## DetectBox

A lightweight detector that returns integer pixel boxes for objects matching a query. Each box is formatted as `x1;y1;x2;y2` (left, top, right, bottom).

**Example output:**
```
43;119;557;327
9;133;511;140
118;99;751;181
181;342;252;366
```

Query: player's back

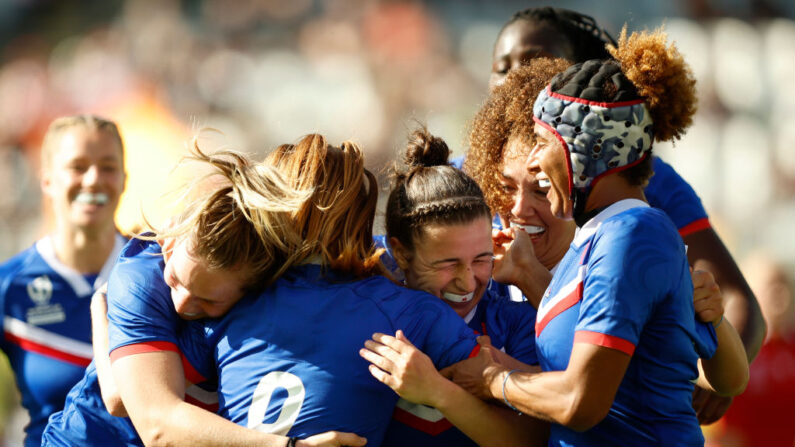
206;264;477;446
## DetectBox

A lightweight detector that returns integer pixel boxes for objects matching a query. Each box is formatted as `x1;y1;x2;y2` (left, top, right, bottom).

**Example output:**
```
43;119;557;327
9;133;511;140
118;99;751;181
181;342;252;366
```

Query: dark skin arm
684;228;765;424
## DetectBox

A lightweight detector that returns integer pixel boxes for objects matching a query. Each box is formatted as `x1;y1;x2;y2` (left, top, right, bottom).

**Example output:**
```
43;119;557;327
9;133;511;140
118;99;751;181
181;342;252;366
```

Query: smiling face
528;123;573;221
499;135;575;270
489;19;573;92
161;237;251;320
41;126;125;234
395;216;494;318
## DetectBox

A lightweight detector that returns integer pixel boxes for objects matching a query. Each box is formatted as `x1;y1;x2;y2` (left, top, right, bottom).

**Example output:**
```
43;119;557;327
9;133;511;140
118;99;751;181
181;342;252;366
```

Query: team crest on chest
26;275;66;325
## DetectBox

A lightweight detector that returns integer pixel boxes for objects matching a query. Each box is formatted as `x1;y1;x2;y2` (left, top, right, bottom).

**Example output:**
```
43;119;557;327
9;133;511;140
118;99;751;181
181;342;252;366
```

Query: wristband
714;315;724;329
287;437;299;447
502;369;522;415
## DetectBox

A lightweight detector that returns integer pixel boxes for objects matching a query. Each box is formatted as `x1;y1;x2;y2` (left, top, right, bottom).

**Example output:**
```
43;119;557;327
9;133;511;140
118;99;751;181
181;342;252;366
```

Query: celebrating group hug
1;7;763;447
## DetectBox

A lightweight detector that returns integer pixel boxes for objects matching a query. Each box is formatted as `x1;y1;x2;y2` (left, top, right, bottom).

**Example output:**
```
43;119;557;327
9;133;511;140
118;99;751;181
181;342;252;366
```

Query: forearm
432;379;546;447
90;292;126;416
722;285;765;361
696;319;749;397
114;352;290;447
135;399;291;447
511;266;551;308
687;229;766;360
486;368;592;430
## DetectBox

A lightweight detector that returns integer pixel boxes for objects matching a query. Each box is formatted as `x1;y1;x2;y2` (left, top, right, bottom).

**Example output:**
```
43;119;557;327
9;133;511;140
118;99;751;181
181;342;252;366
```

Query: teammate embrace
1;6;761;447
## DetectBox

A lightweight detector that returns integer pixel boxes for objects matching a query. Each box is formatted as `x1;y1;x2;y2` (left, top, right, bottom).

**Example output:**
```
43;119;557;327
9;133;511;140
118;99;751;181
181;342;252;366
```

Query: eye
492;60;510;75
100;163;120;173
500;183;517;194
67;162;88;173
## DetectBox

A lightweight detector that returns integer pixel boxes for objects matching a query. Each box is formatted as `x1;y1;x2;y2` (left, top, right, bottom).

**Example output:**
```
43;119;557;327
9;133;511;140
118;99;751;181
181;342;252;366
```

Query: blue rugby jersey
200;265;479;446
0;234;125;446
43;238;217;446
382;287;537;446
536;199;716;446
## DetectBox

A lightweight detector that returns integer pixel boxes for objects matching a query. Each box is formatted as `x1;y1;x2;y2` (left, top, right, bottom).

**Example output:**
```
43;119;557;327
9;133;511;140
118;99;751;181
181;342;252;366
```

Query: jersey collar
35;233;126;297
572;199;649;248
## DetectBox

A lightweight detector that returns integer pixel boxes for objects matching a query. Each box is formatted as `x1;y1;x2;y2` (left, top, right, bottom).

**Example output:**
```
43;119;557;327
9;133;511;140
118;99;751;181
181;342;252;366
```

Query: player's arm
685;228;765;361
90;284;126;416
361;331;548;446
442;341;630;431
111;349;366;447
691;270;749;396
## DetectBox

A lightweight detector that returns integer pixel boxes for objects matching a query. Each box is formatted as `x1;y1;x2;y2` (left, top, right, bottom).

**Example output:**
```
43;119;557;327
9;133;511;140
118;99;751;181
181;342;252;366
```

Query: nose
171;289;199;315
455;265;477;293
82;165;100;187
510;187;538;220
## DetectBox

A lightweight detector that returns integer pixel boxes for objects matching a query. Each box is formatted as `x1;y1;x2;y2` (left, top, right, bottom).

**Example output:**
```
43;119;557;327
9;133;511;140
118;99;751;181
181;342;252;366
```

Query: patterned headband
532;86;654;196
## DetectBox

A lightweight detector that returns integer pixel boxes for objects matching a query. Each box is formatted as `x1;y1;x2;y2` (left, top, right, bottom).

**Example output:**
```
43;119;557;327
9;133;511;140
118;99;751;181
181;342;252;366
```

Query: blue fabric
41;362;142;447
536;202;716;446
0;243;94;446
382;288;538;446
204;265;478;446
645;156;709;231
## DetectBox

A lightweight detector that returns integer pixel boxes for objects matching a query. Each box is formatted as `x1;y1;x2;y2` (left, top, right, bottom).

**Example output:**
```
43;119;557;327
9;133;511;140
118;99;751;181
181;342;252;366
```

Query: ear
40;169;53;198
159;237;177;263
388;237;411;271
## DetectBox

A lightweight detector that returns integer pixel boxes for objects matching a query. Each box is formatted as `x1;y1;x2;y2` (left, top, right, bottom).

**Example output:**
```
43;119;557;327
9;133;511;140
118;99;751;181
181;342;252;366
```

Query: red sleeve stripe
574;330;635;356
678;218;711;237
109;341;178;363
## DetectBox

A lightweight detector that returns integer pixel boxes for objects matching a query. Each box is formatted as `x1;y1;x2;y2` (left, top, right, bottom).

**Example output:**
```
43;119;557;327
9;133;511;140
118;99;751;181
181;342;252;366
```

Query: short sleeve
106;242;179;359
575;216;686;356
645;156;710;236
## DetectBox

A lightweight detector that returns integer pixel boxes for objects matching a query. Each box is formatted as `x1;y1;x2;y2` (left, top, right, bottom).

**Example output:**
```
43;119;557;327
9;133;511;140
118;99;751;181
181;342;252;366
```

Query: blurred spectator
711;253;795;447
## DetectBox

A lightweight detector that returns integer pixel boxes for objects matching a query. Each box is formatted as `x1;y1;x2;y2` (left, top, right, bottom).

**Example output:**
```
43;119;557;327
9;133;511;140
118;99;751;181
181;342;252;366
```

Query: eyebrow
430;251;494;266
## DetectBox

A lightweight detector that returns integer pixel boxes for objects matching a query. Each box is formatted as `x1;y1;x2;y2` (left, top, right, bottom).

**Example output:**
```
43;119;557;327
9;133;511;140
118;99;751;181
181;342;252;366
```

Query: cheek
410;268;449;295
474;264;492;285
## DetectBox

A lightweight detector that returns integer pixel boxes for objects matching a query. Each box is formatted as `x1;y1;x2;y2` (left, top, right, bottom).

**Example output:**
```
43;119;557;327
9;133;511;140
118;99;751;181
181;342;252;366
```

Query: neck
52;223;118;274
583;173;646;215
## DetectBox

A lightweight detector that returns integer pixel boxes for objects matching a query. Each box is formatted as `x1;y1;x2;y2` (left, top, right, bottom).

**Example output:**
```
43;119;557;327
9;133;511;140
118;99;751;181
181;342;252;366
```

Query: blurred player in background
0;115;127;446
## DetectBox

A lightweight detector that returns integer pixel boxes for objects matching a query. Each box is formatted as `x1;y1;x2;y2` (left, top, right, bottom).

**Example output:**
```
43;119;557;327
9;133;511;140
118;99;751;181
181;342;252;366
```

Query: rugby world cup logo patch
27;275;53;306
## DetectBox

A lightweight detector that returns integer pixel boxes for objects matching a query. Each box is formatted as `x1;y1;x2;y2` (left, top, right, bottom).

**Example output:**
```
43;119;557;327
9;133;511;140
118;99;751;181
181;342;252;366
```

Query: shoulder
645;155;709;230
0;244;39;277
111;239;164;284
0;243;47;299
599;206;678;241
591;207;685;269
353;275;453;317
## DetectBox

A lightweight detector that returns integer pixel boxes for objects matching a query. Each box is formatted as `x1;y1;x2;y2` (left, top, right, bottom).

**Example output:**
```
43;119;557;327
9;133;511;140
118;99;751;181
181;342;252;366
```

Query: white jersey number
246;371;305;435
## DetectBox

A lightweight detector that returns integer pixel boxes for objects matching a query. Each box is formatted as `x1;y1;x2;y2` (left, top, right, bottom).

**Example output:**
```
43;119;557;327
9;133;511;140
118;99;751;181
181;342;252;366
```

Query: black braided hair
504;7;617;63
386;126;491;252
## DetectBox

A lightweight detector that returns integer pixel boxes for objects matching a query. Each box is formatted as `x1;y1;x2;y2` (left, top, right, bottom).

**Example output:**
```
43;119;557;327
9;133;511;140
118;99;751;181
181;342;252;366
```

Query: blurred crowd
1;0;794;446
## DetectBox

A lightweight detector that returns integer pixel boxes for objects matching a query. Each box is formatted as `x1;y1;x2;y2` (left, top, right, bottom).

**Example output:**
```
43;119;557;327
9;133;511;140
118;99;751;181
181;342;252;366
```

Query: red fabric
720;333;795;447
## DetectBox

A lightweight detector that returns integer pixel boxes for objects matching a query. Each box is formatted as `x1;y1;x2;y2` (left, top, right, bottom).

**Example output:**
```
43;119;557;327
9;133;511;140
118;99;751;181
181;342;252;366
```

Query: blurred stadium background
1;0;794;446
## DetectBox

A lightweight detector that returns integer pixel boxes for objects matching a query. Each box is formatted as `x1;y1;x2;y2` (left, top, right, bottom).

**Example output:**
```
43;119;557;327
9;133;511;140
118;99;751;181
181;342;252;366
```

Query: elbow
139;424;172;447
715;368;749;397
558;394;610;432
102;392;128;417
